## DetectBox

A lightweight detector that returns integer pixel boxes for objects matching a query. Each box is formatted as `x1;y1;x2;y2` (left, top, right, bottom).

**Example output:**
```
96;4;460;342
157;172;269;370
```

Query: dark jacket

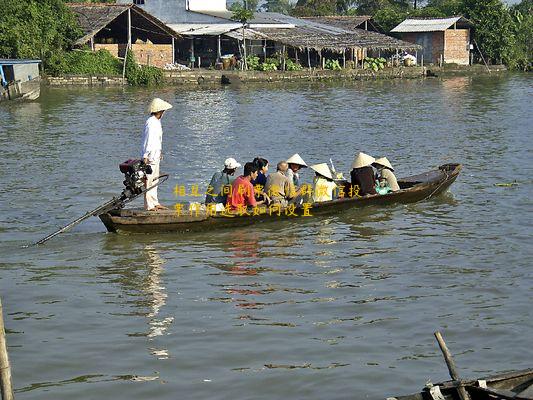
350;166;377;196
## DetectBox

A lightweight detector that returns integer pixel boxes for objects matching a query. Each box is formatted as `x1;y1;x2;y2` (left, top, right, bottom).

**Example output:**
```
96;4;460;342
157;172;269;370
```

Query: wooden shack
0;59;41;101
391;17;473;65
67;3;179;68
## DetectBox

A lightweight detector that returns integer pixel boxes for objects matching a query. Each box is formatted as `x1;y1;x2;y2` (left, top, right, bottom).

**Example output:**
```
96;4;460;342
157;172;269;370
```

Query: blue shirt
252;172;267;188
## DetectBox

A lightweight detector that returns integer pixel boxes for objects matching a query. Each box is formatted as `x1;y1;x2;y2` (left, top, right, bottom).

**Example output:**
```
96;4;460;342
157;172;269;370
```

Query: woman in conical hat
285;153;307;187
310;163;337;203
350;152;377;196
141;98;173;211
373;157;400;192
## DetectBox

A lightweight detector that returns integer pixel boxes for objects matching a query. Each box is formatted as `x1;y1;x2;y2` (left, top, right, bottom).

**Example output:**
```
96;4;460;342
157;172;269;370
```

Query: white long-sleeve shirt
141;115;163;163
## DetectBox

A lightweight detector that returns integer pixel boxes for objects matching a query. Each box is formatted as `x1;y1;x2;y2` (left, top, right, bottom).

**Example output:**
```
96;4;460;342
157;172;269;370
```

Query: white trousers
144;161;160;210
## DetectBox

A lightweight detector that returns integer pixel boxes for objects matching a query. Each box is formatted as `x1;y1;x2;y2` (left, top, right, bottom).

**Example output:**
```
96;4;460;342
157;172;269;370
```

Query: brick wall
94;43;173;68
94;44;121;58
444;29;470;65
131;44;173;68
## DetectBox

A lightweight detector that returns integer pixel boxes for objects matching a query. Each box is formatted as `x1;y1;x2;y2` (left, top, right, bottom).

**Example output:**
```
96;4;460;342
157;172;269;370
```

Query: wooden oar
434;331;471;400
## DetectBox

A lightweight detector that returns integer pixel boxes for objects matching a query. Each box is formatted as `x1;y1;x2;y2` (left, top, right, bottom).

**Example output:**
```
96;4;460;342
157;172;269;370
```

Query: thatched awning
67;3;179;45
230;26;421;52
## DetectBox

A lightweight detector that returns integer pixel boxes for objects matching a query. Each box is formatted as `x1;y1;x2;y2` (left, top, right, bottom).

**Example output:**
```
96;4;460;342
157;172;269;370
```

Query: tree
292;0;337;16
0;0;81;71
509;0;532;70
229;0;259;11
231;5;254;70
462;0;516;65
426;0;463;15
262;0;295;14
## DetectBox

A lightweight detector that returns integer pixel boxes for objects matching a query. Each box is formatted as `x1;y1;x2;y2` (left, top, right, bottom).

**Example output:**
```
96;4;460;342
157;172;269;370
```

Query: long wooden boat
99;163;462;234
390;368;533;400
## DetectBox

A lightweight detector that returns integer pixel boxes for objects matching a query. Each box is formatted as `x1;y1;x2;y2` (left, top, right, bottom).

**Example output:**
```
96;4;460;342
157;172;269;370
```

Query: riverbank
43;64;509;87
44;66;425;87
427;64;507;76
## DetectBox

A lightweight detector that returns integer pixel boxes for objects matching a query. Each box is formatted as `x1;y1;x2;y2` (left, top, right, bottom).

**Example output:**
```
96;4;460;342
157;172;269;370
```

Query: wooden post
307;47;311;70
217;35;221;61
0;299;14;400
90;37;94;51
434;332;471;400
242;24;247;70
343;49;346;68
172;37;175;64
319;49;323;69
190;38;195;68
282;45;286;71
127;8;132;49
122;45;128;84
295;48;299;64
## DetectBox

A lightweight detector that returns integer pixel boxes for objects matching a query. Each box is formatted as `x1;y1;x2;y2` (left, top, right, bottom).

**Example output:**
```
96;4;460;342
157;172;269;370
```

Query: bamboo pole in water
434;331;471;400
0;298;14;400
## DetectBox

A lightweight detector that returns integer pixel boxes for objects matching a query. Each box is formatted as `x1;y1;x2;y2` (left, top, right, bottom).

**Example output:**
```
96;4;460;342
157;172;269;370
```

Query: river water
0;74;531;399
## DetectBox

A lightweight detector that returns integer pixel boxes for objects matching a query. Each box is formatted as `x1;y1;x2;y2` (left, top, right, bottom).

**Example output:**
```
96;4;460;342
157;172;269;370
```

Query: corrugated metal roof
0;59;41;65
168;23;241;36
391;17;468;32
302;16;374;30
227;26;421;52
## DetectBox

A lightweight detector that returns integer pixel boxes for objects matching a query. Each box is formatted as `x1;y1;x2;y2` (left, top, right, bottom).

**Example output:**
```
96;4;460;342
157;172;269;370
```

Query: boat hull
391;368;533;400
99;163;461;234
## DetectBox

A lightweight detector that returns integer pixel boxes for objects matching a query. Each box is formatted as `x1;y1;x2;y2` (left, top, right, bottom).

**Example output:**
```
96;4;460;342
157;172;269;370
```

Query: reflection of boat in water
391;368;533;400
0;59;41;101
99;163;462;234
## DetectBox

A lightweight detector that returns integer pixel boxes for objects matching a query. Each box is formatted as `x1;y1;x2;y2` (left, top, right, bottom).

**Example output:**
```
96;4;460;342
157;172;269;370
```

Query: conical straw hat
310;163;333;180
147;98;173;114
286;153;307;168
351;152;375;169
373;157;394;171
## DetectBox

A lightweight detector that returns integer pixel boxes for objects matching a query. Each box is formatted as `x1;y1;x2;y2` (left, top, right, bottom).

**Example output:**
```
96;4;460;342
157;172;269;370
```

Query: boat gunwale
100;163;462;232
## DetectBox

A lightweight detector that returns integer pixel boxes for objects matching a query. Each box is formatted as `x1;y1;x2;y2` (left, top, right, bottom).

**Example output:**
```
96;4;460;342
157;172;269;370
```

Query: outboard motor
34;159;167;245
119;159;153;199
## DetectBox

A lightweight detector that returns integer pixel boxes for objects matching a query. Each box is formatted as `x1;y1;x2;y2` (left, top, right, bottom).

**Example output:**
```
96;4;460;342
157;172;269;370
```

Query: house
0;59;41;101
68;3;180;68
391;17;473;65
116;0;420;68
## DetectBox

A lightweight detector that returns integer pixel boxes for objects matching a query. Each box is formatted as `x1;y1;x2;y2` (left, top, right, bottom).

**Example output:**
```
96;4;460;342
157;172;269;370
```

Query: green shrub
285;59;303;71
324;59;342;70
260;62;278;71
363;57;386;72
125;51;163;86
47;49;122;76
246;55;261;70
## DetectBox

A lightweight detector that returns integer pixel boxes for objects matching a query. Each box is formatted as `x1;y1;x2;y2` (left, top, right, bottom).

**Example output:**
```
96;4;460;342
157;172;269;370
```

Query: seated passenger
350;152;378;196
205;158;241;207
373;157;400;192
285;153;308;187
252;157;269;188
227;162;269;211
310;163;338;203
264;161;297;207
375;176;392;195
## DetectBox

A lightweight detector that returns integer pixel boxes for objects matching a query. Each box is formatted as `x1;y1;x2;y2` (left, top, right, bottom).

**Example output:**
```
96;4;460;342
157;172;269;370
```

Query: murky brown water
0;74;532;399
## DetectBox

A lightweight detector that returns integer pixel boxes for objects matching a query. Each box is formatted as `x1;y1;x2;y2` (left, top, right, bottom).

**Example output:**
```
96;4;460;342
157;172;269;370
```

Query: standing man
141;98;173;211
